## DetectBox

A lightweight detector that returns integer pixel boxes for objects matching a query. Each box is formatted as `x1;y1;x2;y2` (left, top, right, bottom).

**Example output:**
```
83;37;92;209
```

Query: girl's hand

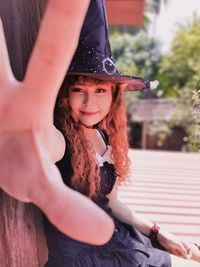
188;243;200;263
0;0;114;245
158;229;192;259
0;0;90;202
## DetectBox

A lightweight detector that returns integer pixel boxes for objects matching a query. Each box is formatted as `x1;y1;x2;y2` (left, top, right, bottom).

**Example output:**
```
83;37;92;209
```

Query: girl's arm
108;185;157;236
107;184;193;259
107;184;155;236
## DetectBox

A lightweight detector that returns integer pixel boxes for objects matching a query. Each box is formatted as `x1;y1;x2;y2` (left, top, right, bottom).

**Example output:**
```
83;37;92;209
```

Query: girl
44;0;200;266
44;74;200;267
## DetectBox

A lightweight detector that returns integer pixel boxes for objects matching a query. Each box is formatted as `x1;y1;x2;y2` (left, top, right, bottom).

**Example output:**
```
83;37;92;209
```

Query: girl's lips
80;111;99;116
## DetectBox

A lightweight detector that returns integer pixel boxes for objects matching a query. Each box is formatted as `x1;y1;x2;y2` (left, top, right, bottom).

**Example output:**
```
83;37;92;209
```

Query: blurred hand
188;243;200;263
0;0;114;245
158;229;192;259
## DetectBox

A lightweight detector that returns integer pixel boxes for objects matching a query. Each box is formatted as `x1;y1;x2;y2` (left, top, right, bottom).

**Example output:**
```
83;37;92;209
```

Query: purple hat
68;0;158;91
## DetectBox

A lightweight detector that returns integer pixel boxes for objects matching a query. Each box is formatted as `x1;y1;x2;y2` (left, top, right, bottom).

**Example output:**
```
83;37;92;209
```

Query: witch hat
68;0;158;91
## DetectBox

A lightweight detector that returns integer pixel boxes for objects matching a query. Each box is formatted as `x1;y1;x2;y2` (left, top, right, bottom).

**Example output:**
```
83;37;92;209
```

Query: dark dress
43;130;171;267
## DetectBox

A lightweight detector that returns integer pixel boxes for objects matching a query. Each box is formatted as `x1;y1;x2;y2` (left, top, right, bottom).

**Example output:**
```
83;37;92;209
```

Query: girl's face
68;80;113;127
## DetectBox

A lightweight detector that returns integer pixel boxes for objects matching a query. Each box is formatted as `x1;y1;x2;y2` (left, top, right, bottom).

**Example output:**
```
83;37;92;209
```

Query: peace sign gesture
0;0;113;245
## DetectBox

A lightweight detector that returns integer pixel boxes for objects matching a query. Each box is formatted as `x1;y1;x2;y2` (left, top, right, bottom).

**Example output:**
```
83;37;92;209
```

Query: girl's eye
71;87;83;93
96;88;106;93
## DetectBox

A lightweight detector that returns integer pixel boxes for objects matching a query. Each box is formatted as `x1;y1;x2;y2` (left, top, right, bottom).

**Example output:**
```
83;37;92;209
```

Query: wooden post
142;121;147;149
0;1;48;266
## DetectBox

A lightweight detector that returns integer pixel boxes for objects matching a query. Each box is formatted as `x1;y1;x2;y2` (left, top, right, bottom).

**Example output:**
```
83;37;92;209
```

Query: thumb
178;242;190;259
182;242;193;259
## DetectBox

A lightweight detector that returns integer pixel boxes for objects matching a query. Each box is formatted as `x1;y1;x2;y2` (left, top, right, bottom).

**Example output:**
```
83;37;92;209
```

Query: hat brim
67;72;150;91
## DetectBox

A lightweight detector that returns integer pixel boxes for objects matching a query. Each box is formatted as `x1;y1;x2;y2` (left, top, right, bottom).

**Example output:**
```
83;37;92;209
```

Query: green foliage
110;31;161;103
110;30;161;78
110;14;200;151
109;26;139;36
189;88;200;152
147;15;200;151
159;14;200;97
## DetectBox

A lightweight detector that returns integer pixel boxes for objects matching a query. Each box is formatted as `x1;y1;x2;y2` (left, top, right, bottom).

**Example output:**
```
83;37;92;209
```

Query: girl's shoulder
47;125;66;163
55;136;73;187
53;121;72;186
54;126;66;160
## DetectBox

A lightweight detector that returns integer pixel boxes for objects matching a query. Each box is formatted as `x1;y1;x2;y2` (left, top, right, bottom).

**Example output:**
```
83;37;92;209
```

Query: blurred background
106;0;200;152
106;0;200;246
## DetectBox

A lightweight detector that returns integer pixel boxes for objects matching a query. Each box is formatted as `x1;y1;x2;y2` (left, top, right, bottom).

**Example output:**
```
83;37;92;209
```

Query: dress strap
96;128;109;146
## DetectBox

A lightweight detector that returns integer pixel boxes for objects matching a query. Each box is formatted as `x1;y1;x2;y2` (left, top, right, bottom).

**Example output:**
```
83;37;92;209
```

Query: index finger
24;0;90;108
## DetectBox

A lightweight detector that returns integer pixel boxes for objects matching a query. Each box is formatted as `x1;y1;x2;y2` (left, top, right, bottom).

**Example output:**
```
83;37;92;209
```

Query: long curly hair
54;75;131;198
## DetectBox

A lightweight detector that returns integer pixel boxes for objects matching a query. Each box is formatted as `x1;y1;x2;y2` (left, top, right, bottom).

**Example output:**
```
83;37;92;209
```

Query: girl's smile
80;111;100;116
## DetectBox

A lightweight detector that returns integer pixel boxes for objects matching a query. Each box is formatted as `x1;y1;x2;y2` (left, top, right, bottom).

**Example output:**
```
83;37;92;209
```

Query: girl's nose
83;92;94;105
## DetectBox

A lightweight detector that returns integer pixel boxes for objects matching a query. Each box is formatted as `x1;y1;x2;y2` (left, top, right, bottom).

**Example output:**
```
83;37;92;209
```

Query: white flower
150;80;159;90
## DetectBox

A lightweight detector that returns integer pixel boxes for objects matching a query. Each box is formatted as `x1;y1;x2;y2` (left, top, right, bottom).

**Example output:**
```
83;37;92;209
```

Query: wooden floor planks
118;149;200;244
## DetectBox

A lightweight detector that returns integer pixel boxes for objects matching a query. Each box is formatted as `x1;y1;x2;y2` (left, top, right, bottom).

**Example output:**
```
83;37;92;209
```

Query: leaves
110;13;200;151
110;30;161;78
159;14;200;96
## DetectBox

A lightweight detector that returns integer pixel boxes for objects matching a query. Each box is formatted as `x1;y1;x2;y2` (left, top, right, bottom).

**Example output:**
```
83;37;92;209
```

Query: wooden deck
118;149;200;244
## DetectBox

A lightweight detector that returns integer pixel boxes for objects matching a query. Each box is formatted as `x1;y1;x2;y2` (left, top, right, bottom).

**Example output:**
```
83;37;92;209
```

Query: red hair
55;76;131;198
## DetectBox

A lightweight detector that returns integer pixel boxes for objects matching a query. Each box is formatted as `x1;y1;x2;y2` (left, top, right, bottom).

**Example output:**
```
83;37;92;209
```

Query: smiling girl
43;0;200;266
43;74;200;267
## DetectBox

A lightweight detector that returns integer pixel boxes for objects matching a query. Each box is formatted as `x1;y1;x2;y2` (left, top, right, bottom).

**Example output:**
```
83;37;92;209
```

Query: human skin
0;0;114;245
68;81;113;127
